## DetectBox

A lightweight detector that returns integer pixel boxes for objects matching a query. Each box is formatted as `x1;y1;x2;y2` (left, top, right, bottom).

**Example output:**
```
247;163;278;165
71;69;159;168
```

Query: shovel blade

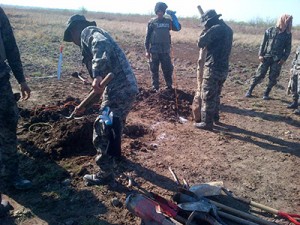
178;199;213;213
189;182;223;198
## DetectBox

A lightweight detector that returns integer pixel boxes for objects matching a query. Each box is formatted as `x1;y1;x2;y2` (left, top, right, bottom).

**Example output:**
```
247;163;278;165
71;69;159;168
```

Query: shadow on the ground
214;123;300;157
222;104;300;128
110;158;180;196
0;142;116;225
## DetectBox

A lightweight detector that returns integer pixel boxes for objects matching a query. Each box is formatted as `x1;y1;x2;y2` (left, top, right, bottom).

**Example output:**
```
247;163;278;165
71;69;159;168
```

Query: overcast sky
1;0;299;25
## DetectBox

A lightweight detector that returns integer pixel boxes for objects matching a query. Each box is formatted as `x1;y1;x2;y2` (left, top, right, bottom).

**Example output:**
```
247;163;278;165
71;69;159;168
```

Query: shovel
188;183;282;225
191;182;300;225
168;169;275;225
191;5;207;123
66;73;114;119
220;188;300;225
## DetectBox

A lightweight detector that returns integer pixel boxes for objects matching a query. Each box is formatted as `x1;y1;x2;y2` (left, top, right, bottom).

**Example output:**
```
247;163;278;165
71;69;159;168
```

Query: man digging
63;15;138;185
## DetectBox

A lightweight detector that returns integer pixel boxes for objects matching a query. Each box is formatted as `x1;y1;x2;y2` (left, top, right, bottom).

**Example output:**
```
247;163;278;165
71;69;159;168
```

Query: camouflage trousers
201;67;227;120
250;57;282;89
150;53;173;89
93;89;136;163
0;81;19;182
288;72;299;101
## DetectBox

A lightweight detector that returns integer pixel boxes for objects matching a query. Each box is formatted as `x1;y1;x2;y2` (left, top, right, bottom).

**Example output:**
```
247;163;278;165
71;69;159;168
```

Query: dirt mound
18;97;99;160
134;87;194;122
17;89;193;160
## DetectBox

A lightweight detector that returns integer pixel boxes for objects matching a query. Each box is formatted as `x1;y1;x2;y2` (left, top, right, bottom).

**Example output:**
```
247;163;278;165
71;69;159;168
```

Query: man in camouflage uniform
287;45;300;114
0;7;32;217
245;14;292;100
194;10;233;130
145;2;181;91
63;15;138;186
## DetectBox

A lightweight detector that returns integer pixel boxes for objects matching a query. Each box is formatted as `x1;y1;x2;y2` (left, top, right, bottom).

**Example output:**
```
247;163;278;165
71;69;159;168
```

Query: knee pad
93;107;123;158
93;107;114;155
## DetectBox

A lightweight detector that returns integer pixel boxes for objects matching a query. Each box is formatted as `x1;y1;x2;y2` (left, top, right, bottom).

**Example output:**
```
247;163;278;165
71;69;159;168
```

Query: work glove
166;10;181;31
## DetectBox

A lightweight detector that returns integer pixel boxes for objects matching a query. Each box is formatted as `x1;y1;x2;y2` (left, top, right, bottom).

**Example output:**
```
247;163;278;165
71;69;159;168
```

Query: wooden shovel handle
77;72;114;110
197;5;204;15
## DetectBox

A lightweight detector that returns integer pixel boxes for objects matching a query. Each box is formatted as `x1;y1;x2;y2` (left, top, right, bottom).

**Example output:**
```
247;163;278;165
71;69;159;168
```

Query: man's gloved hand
166;10;176;16
166;10;181;31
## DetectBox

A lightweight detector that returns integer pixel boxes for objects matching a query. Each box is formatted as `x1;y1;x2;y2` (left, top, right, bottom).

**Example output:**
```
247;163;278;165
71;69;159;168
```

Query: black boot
0;195;13;218
263;87;271;100
245;85;255;97
213;113;220;124
84;155;114;186
287;100;298;109
294;109;300;115
194;111;213;130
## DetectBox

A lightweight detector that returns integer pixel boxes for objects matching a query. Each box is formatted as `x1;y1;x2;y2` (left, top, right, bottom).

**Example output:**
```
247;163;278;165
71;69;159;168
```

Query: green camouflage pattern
197;19;233;123
145;16;180;89
150;53;173;89
198;20;233;71
0;7;26;186
201;68;227;120
0;7;25;84
259;27;292;62
289;46;300;101
80;26;138;158
145;16;180;54
0;80;19;180
251;57;283;90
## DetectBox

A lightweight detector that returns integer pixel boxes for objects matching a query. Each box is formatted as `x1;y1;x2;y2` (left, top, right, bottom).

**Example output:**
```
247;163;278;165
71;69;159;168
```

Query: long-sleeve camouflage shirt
198;20;233;71
0;7;25;84
145;16;181;54
291;45;300;72
80;26;138;96
259;26;292;62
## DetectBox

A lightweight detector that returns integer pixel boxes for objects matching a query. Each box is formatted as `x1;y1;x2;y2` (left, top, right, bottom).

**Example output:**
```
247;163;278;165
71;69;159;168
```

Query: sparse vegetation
1;5;299;225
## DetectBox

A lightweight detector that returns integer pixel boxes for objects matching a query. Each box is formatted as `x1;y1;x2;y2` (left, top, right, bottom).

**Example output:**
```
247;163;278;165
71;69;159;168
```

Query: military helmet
200;9;222;25
154;2;168;14
63;14;96;42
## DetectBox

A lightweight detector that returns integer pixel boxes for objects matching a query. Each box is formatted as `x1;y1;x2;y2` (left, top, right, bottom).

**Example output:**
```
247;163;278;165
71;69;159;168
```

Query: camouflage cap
63;14;96;42
200;9;222;25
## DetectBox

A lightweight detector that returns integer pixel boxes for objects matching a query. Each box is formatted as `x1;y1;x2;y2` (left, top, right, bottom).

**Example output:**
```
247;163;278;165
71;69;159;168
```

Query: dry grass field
1;6;300;225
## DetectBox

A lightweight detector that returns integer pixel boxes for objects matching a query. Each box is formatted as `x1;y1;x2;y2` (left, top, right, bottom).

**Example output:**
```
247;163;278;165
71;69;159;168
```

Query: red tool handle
278;211;300;225
59;45;64;53
222;188;300;225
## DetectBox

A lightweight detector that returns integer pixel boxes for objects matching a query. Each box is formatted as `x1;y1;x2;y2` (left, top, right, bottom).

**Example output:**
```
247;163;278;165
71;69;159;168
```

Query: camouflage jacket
291;45;300;72
0;7;25;84
259;26;292;62
198;20;233;71
80;26;138;95
145;16;181;54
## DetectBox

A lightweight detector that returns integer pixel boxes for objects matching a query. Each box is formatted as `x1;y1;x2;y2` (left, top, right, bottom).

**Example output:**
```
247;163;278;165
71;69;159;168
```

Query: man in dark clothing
63;15;138;186
0;6;32;217
194;9;233;130
287;45;300;114
145;2;181;91
245;14;292;100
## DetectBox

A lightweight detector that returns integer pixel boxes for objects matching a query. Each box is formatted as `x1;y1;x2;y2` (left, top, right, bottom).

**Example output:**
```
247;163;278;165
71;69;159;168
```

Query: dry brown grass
2;6;300;77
